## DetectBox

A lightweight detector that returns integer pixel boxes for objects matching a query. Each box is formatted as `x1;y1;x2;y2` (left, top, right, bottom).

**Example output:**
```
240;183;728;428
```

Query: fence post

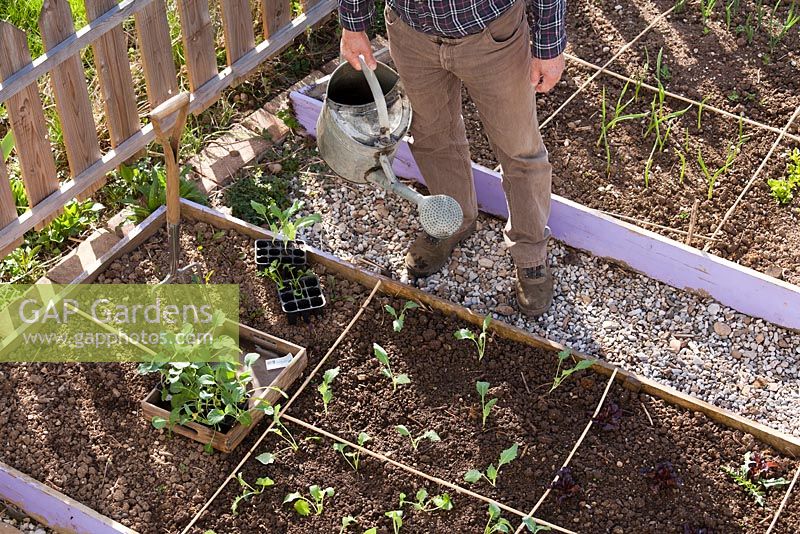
84;0;141;151
0;157;24;258
0;22;60;230
177;0;218;104
220;0;256;66
40;0;104;200
134;0;180;109
262;0;292;39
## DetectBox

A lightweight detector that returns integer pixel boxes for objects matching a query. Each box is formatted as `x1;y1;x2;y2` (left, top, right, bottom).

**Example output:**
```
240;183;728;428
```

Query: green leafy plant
722;451;789;506
284;485;335;516
476;381;498;430
484;503;512;534
125;163;206;223
700;0;718;32
36;199;104;252
522;517;551;533
768;0;799;52
260;402;301;453
597;81;648;174
250;199;321;242
454;315;491;361
737;13;756;42
373;343;410;392
384;300;420;332
318;367;340;415
385;510;403;534
333;432;371;471
697;118;747;200
340;516;357;533
1;130;13;162
767;148;800;204
395;425;441;451
464;444;519;487
398;488;453;512
231;472;274;514
697;96;710;129
550;349;596;393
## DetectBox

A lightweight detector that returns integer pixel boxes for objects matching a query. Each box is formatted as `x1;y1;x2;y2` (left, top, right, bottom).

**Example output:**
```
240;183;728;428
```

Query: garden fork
149;92;200;285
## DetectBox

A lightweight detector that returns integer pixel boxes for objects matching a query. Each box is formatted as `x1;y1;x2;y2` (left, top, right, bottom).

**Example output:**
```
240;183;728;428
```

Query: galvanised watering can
317;56;463;239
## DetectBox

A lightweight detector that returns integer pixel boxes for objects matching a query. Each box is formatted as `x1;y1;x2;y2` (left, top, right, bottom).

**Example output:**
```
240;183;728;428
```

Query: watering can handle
358;55;391;140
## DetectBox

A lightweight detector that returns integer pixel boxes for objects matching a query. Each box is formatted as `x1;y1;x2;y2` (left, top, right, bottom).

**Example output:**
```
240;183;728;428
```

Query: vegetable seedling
231;472;274;514
398;488;453;512
464;444;519;487
333;432;371;471
284;485;335;516
317;367;340;415
522;517;551;532
395;425;441;451
257;403;300;453
340;516;357;533
641;461;683;493
385;510;403;534
592;401;623;431
484;503;512;534
384;300;420;332
722;451;789;506
476;381;498;430
374;343;411;392
454;315;491;361
550;467;582;503
250;199;321;242
550;349;596;393
767;147;800;204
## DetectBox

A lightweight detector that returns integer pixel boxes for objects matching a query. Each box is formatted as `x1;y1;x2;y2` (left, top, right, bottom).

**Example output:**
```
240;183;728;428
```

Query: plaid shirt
338;0;567;59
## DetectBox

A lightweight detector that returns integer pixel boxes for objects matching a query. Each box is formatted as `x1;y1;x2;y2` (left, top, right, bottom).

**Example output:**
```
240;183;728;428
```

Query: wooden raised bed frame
140;321;307;453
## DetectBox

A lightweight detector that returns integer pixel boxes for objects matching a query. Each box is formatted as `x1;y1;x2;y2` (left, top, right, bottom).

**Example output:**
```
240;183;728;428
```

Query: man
337;0;566;316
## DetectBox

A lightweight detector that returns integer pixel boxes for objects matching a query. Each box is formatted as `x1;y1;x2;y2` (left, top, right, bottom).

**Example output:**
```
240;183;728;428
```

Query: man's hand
341;29;377;70
530;54;565;93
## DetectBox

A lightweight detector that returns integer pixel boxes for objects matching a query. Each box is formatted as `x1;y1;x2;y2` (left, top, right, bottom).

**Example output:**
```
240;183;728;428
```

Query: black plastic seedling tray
277;274;326;324
254;238;307;269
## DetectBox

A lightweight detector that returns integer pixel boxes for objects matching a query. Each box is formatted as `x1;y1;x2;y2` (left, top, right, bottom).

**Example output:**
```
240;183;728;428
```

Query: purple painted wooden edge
291;88;800;331
0;461;135;533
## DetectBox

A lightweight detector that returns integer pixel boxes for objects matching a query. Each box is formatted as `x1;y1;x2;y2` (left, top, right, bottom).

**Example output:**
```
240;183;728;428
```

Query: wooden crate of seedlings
140;321;307;453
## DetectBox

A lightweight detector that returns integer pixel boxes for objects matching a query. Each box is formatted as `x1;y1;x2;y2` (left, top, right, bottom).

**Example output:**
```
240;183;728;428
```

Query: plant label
265;353;293;370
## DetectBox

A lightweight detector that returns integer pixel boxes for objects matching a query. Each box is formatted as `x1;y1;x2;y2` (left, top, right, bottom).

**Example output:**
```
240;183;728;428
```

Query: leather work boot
515;262;554;317
405;221;477;277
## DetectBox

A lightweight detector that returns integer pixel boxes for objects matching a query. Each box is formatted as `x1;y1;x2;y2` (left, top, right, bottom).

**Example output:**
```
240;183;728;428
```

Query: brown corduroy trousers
385;0;552;266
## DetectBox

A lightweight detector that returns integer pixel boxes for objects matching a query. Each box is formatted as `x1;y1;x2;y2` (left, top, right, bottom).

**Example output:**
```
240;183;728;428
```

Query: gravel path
270;155;800;438
0;505;49;534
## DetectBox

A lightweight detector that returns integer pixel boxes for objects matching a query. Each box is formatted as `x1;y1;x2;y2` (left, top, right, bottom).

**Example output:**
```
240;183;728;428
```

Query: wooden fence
0;0;337;259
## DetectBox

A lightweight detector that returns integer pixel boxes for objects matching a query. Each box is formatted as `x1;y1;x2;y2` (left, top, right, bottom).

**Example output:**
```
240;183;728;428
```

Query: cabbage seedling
550;349;596;393
395;425;440;451
484;503;512;534
398;488;453;512
333;432;371;471
374;343;410;392
340;515;356;533
385;510;403;534
454;315;491;360
465;444;518;487
384;300;420;332
257;403;299;452
476;381;498;430
231;472;274;514
522;516;551;532
284;485;335;516
318;367;340;415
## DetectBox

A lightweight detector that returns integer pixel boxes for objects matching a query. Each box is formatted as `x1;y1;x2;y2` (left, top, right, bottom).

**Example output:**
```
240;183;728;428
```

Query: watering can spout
316;58;464;239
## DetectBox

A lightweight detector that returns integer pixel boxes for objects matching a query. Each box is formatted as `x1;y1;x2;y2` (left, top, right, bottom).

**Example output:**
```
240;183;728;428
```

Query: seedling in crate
398;488;453;512
284;485;335;516
384;300;420;332
333;432;371;471
550;467;582;503
454;315;491;361
484;503;512;534
258;260;286;291
317;367;340;415
395;425;441;451
385;510;404;534
250;199;321;242
231;472;274;514
464;444;518;487
641;460;683;493
476;381;498;430
374;343;411;392
592;401;623;431
550;349;596;393
721;451;789;506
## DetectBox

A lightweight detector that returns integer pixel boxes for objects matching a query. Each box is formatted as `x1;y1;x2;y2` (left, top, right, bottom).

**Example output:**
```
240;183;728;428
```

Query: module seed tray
140;321;307;453
277;273;326;323
254;238;307;269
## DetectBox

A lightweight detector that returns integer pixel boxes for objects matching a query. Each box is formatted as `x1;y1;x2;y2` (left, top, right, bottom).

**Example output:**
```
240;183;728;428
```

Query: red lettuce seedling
549;467;581;503
641;461;683;493
722;451;789;506
592;401;623;431
746;451;783;481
